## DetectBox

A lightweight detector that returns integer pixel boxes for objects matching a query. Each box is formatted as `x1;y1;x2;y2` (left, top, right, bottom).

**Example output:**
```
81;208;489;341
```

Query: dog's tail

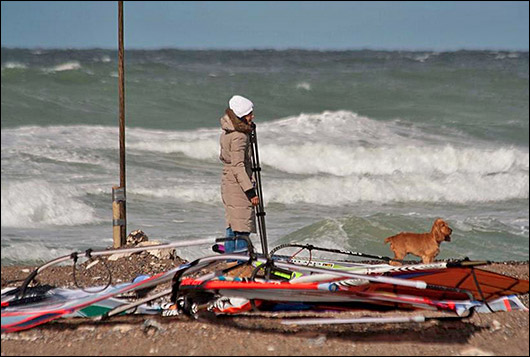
384;234;399;244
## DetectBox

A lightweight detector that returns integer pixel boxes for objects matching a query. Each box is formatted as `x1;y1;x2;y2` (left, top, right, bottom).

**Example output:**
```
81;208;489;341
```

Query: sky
1;1;529;51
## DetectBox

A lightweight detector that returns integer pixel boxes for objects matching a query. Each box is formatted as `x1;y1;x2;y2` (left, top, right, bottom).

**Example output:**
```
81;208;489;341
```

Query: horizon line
2;46;529;53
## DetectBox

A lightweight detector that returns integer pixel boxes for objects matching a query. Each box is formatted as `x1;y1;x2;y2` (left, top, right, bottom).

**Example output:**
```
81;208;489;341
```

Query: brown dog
384;218;452;265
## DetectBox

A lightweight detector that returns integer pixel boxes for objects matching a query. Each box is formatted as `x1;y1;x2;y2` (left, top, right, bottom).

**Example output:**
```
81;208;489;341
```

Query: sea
1;48;528;265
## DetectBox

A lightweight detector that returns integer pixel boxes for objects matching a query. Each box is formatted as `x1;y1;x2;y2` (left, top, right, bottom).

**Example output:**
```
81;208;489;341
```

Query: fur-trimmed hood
220;108;253;134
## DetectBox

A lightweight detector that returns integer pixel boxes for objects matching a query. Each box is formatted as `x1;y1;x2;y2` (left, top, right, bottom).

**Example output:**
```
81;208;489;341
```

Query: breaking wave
1;180;100;228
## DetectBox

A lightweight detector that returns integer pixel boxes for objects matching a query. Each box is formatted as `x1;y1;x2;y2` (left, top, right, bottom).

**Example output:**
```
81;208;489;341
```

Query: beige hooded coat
219;109;256;233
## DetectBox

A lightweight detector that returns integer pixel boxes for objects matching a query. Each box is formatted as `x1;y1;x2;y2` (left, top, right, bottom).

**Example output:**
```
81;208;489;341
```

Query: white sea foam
1;126;118;171
2;62;27;70
412;54;430;62
405;52;440;63
130;111;411;152
1;243;74;265
124;126;220;161
130;137;219;161
296;82;312;90
126;111;528;178
263;172;529;205
257;112;528;178
257;111;459;147
94;55;111;63
493;52;520;60
260;144;528;176
2;112;528;214
1;180;100;228
1;125;118;149
122;111;464;163
45;61;82;73
122;169;528;206
3;113;528;179
455;216;530;237
130;185;220;204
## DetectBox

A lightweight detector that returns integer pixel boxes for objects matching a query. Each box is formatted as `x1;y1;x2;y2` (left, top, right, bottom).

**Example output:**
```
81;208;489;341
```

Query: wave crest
1;180;99;228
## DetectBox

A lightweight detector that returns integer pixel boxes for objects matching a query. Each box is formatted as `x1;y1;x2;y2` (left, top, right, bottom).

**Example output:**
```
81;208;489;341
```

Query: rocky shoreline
1;250;528;356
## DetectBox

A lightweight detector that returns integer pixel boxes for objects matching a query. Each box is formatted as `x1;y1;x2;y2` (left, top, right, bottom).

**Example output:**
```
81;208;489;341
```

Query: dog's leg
390;251;406;266
422;255;434;264
421;248;439;264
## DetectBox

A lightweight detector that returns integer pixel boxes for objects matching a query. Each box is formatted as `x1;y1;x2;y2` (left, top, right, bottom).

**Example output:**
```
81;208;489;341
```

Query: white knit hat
229;95;254;118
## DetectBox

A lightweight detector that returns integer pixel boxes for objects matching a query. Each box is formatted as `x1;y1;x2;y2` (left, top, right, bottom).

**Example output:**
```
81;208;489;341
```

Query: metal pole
250;127;268;255
117;0;126;245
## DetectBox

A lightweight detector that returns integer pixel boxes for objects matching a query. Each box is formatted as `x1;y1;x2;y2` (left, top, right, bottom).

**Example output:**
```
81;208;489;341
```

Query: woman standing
219;95;259;253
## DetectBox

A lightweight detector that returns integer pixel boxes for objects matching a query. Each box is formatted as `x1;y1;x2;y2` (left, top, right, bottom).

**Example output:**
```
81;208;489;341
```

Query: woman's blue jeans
224;227;249;253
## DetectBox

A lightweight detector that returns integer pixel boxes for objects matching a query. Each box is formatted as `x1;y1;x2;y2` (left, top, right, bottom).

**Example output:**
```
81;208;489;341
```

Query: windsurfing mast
270;243;397;263
250;125;268;256
270;243;492;267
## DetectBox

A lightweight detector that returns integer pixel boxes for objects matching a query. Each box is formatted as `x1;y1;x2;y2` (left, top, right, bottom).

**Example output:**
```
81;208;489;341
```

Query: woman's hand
251;196;259;206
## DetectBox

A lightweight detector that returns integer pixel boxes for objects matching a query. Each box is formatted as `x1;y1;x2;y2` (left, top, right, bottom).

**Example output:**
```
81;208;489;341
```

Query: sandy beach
1;252;528;356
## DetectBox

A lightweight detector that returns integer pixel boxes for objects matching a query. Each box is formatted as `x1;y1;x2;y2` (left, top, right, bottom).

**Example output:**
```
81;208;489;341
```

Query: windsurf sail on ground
1;285;160;318
1;263;190;334
172;252;528;317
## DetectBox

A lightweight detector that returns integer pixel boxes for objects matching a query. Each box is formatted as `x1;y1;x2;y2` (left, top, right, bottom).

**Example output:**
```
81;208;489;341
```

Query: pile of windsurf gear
172;242;528;319
2;237;528;333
